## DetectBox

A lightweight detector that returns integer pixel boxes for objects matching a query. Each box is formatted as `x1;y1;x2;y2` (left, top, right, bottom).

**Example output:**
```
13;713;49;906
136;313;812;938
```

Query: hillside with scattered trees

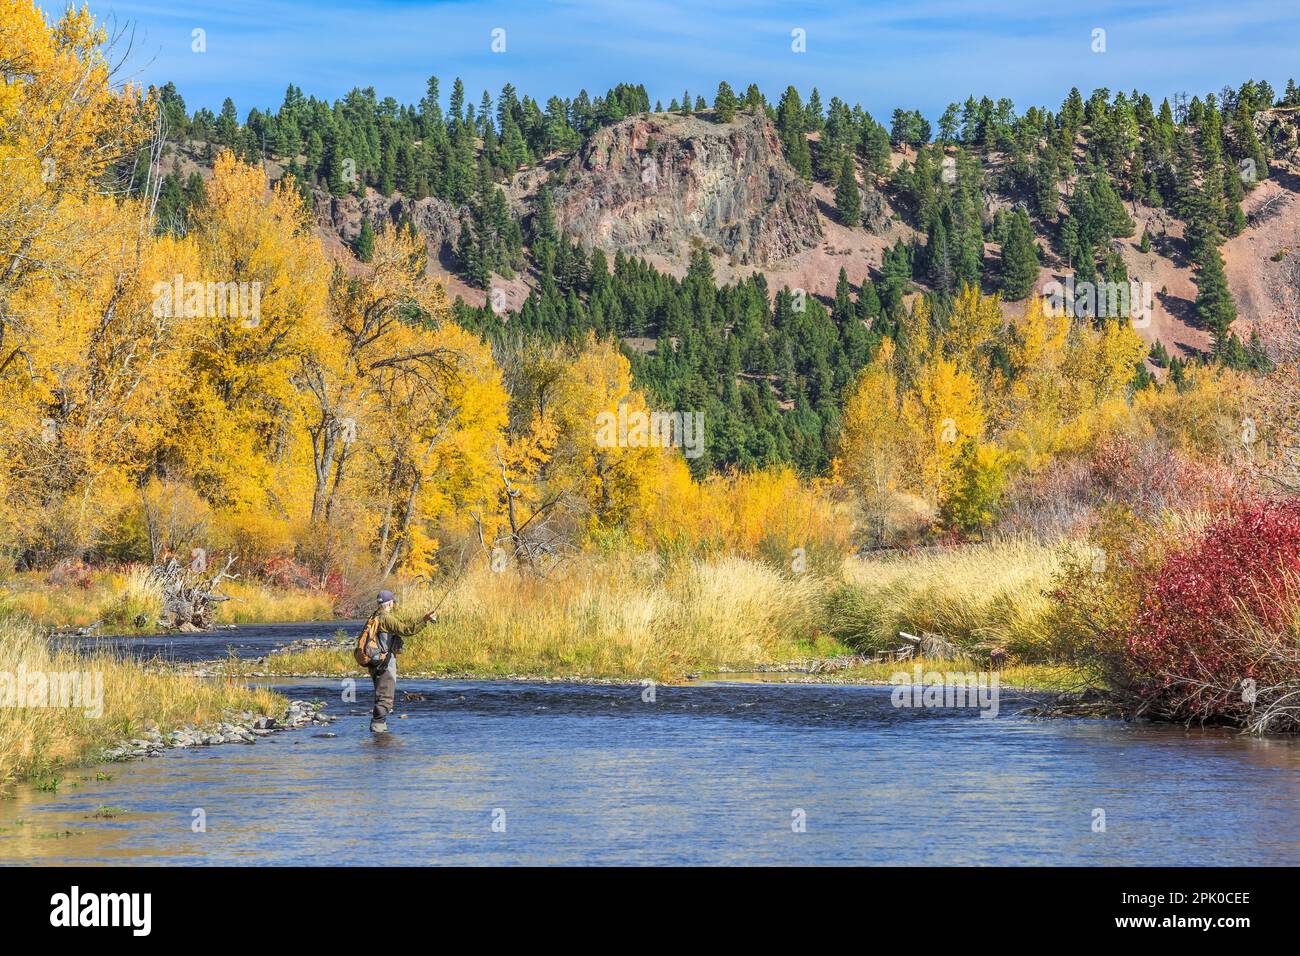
144;75;1299;474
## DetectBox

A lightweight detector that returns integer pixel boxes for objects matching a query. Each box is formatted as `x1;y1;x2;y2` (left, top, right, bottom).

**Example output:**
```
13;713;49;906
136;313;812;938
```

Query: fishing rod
426;569;464;617
422;547;476;618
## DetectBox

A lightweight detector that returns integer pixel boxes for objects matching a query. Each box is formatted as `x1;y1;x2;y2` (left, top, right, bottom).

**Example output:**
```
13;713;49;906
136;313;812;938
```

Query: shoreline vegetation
7;540;1095;680
0;542;1093;794
10;500;1300;795
0;617;283;793
1;569;337;635
12;486;1300;795
229;541;1090;687
1;539;1105;795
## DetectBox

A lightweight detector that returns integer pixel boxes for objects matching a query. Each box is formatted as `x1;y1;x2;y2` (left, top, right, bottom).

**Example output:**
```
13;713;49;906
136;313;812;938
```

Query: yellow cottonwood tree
482;335;692;560
998;296;1143;469
943;284;1004;374
368;321;508;577
0;1;159;557
904;352;985;506
164;151;331;518
299;225;444;526
288;223;509;576
835;339;916;546
546;335;663;529
0;0;152;338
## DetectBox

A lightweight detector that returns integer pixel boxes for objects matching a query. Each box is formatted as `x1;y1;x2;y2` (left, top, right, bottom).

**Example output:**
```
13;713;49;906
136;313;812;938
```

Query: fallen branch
150;554;238;630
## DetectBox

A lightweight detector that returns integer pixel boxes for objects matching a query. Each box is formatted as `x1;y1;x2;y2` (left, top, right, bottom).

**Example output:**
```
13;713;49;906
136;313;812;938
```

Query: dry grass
243;542;1100;681
828;538;1070;661
0;616;282;792
97;566;165;628
0;569;335;632
824;655;1090;691
253;552;839;682
213;580;335;625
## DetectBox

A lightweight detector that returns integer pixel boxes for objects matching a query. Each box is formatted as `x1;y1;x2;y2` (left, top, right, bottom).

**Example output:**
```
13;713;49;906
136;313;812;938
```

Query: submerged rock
1020;687;1129;720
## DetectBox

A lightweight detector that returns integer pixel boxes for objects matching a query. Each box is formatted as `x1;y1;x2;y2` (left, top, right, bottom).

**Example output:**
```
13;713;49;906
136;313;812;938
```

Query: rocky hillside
314;191;466;264
549;111;823;266
164;105;1300;358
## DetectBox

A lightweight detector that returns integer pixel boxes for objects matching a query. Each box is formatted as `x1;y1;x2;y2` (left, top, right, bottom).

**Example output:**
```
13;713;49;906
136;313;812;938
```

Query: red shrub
46;558;95;589
319;570;351;610
260;555;350;613
260;556;316;590
1129;499;1300;718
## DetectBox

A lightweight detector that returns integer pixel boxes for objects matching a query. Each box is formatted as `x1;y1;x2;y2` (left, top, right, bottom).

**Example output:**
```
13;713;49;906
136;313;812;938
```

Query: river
5;625;1300;865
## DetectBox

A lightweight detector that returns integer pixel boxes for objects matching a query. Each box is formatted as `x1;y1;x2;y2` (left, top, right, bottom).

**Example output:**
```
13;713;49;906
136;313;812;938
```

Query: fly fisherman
365;589;437;733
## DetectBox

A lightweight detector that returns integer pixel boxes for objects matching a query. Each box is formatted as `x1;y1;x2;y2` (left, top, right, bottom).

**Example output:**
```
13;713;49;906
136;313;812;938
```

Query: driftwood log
151;555;238;630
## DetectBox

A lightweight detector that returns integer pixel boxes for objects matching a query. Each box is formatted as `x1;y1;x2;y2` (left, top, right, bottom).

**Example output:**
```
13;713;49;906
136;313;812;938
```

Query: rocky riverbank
1018;687;1131;719
97;699;335;762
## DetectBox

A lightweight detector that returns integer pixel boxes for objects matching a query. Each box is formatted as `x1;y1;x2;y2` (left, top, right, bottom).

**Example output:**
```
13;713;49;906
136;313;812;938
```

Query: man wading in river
356;590;437;733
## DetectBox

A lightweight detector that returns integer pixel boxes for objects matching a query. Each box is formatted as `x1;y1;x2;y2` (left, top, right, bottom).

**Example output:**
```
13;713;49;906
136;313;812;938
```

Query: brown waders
369;655;397;731
366;610;428;732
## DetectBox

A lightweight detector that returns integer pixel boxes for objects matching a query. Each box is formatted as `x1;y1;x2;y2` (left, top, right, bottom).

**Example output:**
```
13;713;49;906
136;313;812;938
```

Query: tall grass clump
828;538;1063;660
0;616;282;791
98;565;164;628
214;580;336;625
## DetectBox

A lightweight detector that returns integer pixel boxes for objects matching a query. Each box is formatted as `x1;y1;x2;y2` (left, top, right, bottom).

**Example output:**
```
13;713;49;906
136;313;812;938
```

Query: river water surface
5;626;1300;865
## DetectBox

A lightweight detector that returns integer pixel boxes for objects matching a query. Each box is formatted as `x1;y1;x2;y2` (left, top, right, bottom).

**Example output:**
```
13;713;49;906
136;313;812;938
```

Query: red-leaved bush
1129;499;1300;721
45;558;95;589
259;556;316;590
260;555;348;610
998;437;1240;540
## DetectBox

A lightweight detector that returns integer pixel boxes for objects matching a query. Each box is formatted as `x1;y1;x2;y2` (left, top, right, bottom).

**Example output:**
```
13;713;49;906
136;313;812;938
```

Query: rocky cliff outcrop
314;190;467;258
551;111;822;266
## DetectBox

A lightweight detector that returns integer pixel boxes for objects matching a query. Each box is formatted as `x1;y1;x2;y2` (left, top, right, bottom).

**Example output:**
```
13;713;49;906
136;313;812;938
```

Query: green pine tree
354;218;375;263
714;82;738;123
1193;233;1238;358
835;155;861;225
1000;209;1039;299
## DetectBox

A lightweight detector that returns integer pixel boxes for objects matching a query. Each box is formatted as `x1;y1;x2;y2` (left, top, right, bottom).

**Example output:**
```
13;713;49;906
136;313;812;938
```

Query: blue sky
72;0;1300;120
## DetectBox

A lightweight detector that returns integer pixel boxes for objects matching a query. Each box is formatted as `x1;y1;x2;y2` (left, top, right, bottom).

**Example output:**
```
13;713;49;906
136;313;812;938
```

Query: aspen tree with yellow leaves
904;353;985;506
838;289;1157;544
0;0;152;323
834;340;918;547
475;336;674;564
